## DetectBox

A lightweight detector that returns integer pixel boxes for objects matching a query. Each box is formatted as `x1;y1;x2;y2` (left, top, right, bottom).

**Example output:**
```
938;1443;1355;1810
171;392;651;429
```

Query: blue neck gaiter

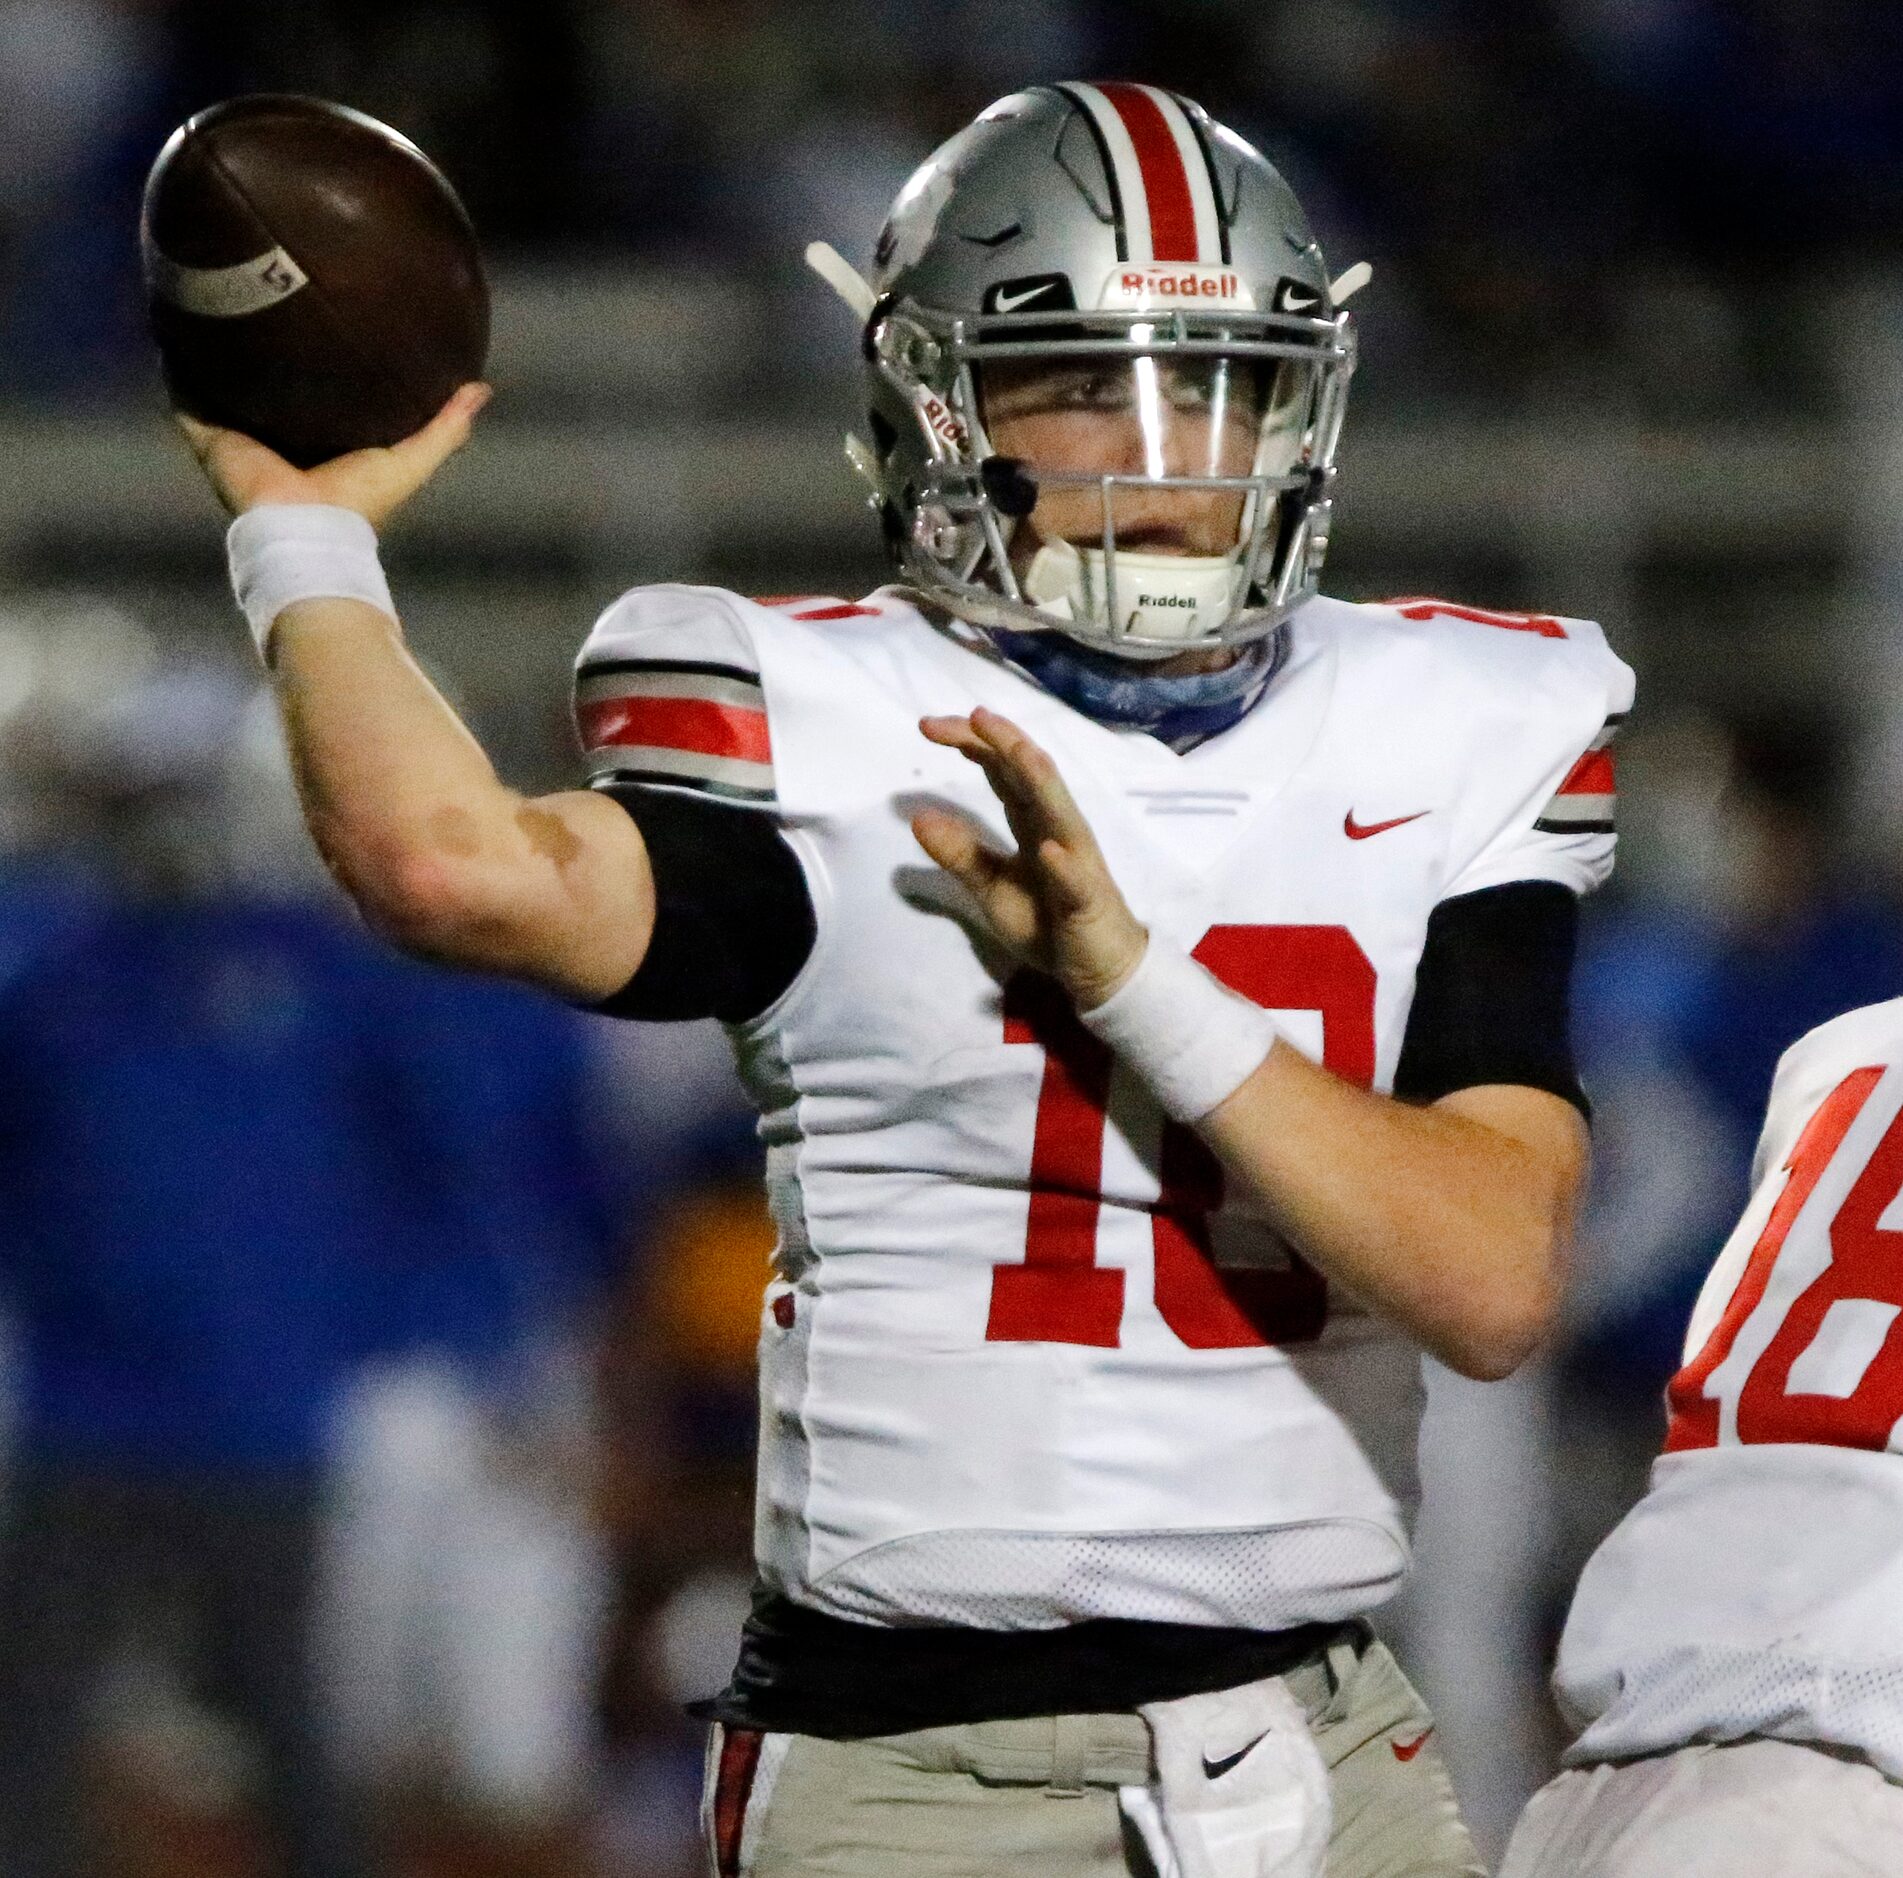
991;625;1287;753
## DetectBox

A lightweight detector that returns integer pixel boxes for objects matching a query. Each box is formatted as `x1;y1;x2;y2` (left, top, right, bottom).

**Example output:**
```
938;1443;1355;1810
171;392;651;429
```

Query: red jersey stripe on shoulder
1556;749;1615;798
578;696;771;765
790;601;882;621
747;595;884;621
1537;744;1617;835
1384;597;1568;640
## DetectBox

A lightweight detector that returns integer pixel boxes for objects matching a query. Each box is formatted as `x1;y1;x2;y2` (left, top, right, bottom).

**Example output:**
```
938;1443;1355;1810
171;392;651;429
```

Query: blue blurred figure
0;654;632;1877
1573;709;1903;1399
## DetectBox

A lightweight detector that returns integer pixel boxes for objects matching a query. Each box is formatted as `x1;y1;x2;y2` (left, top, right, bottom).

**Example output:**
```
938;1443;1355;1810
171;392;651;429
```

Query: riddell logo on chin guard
1098;264;1254;310
1138;594;1200;608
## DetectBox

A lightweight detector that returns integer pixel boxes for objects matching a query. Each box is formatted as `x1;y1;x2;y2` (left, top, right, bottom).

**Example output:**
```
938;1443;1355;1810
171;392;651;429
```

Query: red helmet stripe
1126;84;1226;263
1095;82;1200;262
1060;84;1228;265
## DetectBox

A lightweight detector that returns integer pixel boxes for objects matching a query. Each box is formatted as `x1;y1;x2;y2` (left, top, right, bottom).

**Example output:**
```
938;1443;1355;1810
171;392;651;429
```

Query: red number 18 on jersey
1667;1063;1903;1453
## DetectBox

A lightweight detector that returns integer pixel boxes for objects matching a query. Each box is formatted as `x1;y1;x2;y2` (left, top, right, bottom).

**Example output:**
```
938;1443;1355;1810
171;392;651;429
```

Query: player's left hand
914;706;1148;1010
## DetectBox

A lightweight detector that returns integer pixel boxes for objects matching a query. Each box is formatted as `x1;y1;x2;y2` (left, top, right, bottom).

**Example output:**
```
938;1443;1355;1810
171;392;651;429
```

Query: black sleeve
587;783;817;1025
1392;880;1589;1116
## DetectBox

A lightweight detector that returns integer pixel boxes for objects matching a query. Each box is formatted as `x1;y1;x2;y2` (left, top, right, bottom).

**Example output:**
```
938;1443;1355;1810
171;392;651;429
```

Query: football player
1501;998;1903;1878
179;83;1630;1878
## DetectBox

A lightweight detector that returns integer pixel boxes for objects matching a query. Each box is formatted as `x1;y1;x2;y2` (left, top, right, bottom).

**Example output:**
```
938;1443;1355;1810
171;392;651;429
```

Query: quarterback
1502;998;1903;1878
179;84;1630;1878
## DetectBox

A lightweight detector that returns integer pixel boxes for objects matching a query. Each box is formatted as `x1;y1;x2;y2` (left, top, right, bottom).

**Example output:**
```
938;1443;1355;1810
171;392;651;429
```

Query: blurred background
3;0;1903;1872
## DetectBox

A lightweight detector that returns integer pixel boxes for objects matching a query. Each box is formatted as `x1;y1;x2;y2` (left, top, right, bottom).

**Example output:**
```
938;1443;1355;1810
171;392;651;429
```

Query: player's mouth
1069;525;1203;555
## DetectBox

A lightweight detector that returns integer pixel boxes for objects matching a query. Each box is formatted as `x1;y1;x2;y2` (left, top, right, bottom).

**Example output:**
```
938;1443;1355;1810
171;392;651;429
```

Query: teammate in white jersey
1502;999;1903;1878
179;82;1629;1878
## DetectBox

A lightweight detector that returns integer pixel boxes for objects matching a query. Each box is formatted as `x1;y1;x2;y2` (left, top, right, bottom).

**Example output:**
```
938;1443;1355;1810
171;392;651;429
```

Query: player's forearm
1198;1047;1583;1379
270;598;549;953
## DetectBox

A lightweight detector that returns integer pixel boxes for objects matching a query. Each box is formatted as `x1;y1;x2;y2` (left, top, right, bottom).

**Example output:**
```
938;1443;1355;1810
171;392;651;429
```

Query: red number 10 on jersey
988;925;1376;1351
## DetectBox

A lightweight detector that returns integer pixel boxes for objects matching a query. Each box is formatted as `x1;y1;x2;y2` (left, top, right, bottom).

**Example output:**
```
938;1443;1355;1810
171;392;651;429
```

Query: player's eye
1051;370;1132;412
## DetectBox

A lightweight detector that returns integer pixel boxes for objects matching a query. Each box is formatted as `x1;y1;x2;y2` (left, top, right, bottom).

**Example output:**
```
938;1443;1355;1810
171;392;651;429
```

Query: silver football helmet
831;83;1360;660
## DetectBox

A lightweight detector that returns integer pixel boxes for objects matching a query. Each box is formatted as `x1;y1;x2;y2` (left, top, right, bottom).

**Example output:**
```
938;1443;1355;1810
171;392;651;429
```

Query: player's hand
174;381;492;527
914;706;1148;1010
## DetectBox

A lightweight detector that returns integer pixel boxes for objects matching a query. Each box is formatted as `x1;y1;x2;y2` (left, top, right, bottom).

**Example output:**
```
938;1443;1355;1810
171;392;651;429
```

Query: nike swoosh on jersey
1201;1731;1271;1780
1343;809;1430;841
1390;1729;1433;1762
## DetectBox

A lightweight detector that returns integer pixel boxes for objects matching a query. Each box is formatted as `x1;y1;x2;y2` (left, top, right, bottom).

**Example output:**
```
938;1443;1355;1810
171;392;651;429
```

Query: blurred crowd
0;614;768;1874
3;0;1903;1872
5;0;1903;412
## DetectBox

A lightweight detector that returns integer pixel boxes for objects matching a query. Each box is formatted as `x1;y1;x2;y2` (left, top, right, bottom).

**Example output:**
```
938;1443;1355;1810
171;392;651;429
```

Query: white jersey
1558;997;1903;1779
575;585;1630;1632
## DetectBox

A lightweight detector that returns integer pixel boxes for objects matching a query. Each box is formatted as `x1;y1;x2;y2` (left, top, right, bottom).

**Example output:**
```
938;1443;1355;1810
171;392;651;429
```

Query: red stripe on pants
712;1726;764;1876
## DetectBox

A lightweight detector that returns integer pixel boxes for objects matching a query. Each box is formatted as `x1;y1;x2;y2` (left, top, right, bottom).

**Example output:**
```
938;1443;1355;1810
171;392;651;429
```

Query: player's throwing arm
917;706;1589;1381
177;397;660;1006
151;99;660;1007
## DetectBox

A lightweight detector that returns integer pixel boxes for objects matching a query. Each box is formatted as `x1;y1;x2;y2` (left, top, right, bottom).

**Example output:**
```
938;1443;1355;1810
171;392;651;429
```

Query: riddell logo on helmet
1099;265;1254;310
917;388;968;451
1138;594;1200;607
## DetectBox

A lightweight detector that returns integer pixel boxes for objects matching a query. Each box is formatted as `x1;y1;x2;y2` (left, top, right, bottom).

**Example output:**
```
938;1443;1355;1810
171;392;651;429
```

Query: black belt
692;1590;1360;1740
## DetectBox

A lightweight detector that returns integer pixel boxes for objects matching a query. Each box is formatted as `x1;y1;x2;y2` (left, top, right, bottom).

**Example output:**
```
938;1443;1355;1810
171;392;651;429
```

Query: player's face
980;355;1302;561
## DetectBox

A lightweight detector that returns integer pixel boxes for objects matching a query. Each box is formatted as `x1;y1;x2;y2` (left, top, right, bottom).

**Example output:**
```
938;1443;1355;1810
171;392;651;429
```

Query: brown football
141;95;490;468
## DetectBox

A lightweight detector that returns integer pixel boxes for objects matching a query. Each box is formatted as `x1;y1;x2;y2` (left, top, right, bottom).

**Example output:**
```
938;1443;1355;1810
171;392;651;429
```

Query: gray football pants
704;1629;1482;1877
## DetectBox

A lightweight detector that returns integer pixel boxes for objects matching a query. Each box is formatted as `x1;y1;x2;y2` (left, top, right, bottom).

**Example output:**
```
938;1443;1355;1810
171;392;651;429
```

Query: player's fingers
173;413;305;512
913;806;1040;947
920;714;991;761
921;715;1047;835
174;412;218;460
968;707;1100;851
302;383;491;523
920;717;1102;895
911;804;1004;883
382;381;492;479
932;710;1045;813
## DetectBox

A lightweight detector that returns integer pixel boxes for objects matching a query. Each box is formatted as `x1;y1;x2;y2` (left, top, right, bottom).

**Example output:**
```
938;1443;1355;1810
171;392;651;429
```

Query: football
141;95;490;468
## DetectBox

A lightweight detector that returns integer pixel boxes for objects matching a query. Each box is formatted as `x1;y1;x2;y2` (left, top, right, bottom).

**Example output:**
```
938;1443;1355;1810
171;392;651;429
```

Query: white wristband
1077;936;1280;1123
226;504;396;661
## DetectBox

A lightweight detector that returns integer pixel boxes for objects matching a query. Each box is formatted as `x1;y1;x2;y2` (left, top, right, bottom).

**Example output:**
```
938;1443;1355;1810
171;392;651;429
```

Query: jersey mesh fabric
1567;1645;1903;1780
808;1521;1406;1628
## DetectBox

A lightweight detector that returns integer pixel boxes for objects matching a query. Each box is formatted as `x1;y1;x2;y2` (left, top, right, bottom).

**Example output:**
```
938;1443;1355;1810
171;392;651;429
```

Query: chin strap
1022;539;1245;656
